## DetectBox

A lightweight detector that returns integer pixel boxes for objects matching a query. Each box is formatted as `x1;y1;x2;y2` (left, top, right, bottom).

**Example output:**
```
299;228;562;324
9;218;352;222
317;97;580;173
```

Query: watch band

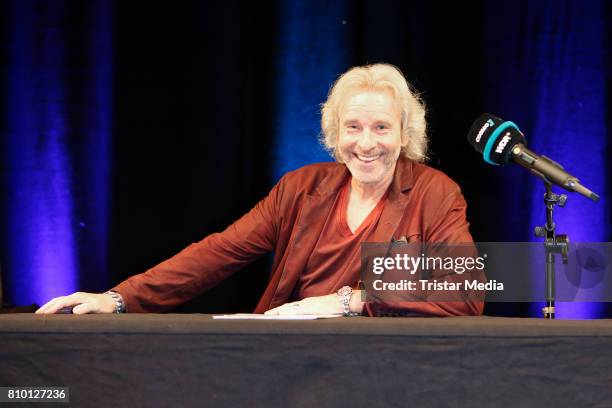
104;291;126;314
337;286;360;317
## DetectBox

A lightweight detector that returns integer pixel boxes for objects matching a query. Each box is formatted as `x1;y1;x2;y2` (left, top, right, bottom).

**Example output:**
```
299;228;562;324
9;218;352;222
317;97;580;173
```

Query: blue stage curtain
483;0;609;317
1;0;609;317
1;0;112;306
271;0;352;180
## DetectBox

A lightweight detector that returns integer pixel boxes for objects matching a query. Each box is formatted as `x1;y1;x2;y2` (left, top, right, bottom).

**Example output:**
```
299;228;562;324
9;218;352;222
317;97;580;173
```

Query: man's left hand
264;294;343;316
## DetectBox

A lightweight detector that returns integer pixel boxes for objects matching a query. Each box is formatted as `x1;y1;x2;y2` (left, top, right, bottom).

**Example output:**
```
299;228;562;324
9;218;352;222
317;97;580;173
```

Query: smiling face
337;89;404;189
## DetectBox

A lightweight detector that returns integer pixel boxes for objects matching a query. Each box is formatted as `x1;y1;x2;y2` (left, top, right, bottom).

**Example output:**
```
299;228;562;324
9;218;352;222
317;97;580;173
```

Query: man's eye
376;125;388;130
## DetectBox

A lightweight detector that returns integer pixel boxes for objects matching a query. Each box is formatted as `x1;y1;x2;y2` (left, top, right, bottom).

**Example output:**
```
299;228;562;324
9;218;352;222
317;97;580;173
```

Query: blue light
526;0;607;318
5;1;78;305
3;0;113;305
272;1;352;181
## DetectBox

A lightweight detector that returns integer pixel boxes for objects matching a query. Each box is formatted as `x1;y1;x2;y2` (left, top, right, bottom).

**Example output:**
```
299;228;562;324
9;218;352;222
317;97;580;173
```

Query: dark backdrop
1;0;610;317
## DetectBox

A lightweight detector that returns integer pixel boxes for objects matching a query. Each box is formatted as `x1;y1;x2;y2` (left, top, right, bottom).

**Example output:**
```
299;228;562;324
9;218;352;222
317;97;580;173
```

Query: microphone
467;113;599;201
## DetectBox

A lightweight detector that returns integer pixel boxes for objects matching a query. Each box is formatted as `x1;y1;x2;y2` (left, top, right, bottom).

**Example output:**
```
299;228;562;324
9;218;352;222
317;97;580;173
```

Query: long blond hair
321;63;428;162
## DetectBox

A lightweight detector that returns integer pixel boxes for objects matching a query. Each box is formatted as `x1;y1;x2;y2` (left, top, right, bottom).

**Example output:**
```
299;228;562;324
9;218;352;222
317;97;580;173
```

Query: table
2;314;612;407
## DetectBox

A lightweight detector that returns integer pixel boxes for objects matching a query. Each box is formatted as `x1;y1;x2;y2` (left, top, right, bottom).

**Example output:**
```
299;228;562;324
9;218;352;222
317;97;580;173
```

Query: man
36;63;482;317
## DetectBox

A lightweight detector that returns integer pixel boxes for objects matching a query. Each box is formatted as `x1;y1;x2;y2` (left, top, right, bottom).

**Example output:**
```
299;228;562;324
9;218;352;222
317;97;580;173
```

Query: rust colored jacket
113;156;483;316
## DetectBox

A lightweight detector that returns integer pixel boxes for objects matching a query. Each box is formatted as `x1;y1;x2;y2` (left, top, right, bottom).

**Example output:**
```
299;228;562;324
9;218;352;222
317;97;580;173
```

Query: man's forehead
339;90;401;121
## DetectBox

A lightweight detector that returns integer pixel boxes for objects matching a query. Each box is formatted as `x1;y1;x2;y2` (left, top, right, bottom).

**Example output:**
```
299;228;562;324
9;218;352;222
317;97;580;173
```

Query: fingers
264;301;296;315
36;292;118;314
36;294;79;314
35;293;81;314
264;295;343;316
263;305;280;315
264;300;312;316
72;302;95;315
264;302;299;315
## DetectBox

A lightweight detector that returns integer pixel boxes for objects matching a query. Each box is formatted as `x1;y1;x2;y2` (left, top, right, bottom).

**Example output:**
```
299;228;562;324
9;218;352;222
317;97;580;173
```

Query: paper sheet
212;313;342;320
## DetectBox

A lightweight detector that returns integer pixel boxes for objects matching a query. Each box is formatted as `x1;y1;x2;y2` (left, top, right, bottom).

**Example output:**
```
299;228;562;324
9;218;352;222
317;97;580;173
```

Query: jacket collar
389;155;415;198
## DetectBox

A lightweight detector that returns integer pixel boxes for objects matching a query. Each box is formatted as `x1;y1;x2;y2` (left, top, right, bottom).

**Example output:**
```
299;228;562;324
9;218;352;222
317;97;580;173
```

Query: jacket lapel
370;157;414;242
270;165;349;308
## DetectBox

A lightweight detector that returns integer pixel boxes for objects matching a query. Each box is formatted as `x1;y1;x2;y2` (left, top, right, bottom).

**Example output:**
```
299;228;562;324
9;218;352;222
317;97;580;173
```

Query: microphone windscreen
467;113;526;165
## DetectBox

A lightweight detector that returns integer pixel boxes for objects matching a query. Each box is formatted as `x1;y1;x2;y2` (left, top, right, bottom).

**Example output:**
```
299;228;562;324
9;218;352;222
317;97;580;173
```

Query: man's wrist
350;290;365;314
104;291;126;313
337;286;361;316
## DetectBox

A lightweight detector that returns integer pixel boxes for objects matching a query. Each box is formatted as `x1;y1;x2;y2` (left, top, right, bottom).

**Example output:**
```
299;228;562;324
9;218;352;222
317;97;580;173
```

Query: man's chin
349;170;386;185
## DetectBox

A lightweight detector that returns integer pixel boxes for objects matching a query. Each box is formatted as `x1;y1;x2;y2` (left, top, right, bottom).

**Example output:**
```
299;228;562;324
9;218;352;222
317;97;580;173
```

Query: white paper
212;313;342;320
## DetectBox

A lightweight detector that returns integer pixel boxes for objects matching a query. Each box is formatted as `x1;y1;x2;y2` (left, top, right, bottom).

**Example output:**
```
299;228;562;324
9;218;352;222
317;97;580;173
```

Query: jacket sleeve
111;179;286;313
365;187;485;317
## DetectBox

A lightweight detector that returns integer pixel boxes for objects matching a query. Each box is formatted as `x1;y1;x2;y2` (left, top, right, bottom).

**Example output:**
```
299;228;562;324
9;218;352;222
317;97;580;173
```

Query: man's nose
357;129;376;151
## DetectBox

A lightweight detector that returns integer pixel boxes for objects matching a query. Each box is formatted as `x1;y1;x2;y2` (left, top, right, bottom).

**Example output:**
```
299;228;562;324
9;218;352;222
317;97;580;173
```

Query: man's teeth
356;154;380;162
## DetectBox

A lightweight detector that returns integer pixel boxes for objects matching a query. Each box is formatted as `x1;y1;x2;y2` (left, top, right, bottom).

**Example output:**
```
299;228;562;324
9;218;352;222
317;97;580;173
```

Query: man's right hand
35;292;117;314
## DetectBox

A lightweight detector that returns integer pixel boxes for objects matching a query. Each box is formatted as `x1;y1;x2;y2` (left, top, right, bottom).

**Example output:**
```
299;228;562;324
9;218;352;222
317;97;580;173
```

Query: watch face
337;286;352;297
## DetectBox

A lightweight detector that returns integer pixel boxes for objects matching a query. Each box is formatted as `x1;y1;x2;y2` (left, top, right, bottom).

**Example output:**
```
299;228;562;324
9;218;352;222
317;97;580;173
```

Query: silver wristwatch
337;286;360;317
104;291;126;314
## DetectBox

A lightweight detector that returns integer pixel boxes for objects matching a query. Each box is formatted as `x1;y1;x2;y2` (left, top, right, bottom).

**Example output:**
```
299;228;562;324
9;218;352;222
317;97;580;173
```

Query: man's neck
349;171;394;203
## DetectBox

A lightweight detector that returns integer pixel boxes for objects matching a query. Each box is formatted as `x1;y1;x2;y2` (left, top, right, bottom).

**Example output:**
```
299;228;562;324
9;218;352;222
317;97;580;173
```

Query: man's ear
328;131;339;149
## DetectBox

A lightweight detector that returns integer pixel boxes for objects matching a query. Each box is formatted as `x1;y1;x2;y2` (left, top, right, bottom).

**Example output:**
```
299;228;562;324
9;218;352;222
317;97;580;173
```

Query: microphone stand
534;182;569;319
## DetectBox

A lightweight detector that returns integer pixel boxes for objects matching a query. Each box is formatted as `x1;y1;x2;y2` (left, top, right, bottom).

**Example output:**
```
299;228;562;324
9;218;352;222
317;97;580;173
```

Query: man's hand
35;292;117;315
264;291;364;316
264;294;342;316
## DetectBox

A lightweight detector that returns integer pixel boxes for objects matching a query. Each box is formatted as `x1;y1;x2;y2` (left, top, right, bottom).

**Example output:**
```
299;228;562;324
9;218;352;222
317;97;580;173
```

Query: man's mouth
354;153;381;163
